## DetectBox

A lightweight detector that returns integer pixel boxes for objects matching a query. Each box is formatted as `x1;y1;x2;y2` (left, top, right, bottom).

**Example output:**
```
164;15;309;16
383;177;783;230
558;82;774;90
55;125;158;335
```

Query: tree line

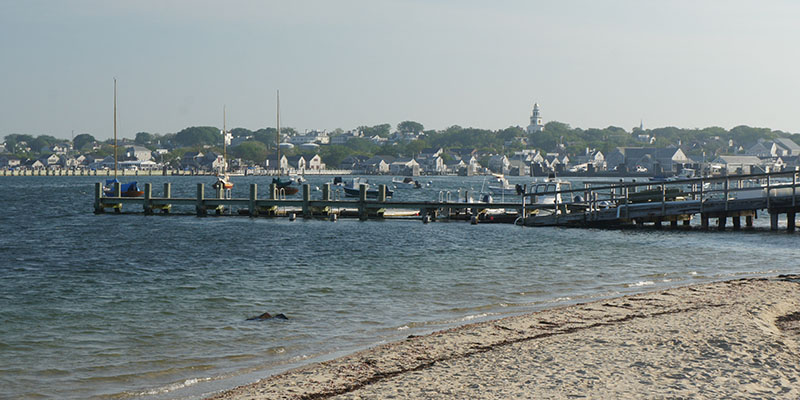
3;121;795;168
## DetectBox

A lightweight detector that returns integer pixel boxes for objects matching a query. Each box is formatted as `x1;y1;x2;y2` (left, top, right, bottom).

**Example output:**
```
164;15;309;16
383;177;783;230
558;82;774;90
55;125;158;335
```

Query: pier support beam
701;214;709;230
144;183;153;215
94;182;103;214
162;183;171;213
717;216;726;230
788;212;796;232
670;219;678;229
655;218;663;229
358;184;368;221
196;183;206;217
378;184;387;203
249;184;258;217
746;215;754;227
113;182;121;213
269;183;277;200
683;219;691;226
770;213;779;231
732;216;741;230
322;183;331;201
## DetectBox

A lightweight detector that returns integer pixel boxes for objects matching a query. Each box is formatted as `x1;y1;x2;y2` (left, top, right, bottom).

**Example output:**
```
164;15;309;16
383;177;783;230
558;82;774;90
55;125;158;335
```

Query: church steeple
526;102;544;134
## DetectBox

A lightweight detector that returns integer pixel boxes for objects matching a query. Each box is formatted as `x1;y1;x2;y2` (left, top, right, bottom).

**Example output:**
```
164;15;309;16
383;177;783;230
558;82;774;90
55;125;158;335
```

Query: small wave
397;325;409;330
627;281;655;287
131;376;213;396
461;313;489;322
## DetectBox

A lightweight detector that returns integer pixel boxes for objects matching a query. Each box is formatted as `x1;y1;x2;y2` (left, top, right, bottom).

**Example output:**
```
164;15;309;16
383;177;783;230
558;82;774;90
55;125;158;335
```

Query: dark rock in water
246;312;288;321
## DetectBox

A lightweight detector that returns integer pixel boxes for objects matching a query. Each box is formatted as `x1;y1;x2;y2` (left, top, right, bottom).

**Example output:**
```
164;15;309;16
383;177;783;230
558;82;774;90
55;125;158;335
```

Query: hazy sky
2;0;799;140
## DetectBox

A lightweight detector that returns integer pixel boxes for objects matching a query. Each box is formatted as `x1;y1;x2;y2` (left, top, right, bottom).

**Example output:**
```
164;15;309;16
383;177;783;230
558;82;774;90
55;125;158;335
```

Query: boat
212;106;234;191
272;91;299;196
103;79;144;197
273;176;299;195
527;176;573;215
339;177;393;198
391;176;419;188
486;174;525;196
104;179;144;197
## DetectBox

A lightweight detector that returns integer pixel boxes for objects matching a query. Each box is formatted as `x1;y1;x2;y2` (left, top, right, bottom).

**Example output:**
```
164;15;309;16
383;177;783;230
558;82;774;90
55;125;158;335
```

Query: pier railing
521;169;800;230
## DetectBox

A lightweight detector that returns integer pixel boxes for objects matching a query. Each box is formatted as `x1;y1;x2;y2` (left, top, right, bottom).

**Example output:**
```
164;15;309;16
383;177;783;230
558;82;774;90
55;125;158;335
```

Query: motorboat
392;176;418;188
487;174;525;196
273;176;299;195
527;177;573;215
339;177;393;198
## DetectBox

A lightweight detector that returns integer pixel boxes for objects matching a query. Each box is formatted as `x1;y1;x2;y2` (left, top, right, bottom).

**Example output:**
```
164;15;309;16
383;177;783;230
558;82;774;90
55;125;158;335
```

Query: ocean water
0;175;798;399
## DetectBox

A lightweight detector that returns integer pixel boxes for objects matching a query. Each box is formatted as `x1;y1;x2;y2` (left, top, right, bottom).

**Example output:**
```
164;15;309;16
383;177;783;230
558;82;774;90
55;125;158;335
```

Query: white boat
392;177;420;188
487;174;524;196
528;177;573;215
212;106;234;191
336;177;393;198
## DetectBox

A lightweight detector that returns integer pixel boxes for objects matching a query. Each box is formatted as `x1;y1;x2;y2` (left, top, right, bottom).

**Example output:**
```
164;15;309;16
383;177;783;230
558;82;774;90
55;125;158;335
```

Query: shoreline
208;275;800;399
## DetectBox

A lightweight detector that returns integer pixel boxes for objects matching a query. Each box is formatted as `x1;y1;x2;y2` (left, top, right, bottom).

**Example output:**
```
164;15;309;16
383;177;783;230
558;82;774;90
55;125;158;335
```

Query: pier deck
94;171;800;231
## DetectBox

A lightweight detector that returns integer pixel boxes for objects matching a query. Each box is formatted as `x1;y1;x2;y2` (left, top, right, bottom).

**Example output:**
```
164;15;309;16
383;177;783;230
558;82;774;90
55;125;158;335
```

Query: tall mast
222;105;227;175
113;78;118;180
276;90;280;174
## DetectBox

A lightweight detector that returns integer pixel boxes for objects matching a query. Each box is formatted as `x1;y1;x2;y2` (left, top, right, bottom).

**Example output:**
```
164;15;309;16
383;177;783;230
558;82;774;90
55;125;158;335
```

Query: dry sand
209;275;800;399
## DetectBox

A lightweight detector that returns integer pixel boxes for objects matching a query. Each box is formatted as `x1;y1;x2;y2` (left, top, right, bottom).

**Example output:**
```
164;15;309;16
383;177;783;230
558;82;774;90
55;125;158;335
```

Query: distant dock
94;171;800;231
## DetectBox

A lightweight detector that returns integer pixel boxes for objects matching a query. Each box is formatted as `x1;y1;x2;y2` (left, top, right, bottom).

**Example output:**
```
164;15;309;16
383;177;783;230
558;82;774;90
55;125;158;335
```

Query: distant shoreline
0;169;658;179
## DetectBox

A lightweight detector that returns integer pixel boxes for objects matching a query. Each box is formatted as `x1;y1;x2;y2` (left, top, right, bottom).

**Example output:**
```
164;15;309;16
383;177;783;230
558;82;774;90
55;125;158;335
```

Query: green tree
174;126;221;147
135;132;154;145
397;120;424;134
31;135;59;153
73;133;96;151
319;145;355;168
231;141;268;163
358;124;391;138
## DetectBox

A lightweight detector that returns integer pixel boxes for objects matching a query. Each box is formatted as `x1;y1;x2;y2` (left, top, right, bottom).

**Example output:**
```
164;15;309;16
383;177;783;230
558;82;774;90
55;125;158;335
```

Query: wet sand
209;275;800;399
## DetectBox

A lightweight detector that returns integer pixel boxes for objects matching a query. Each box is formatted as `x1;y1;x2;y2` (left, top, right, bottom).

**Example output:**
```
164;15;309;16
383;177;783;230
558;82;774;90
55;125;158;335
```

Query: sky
1;0;799;140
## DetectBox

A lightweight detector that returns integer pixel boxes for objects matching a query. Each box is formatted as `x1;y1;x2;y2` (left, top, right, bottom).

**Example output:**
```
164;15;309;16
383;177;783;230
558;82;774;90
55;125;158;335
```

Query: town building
526;103;545;134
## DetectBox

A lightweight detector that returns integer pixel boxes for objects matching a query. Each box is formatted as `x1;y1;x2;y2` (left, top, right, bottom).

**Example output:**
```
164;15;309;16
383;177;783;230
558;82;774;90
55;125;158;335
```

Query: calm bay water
1;175;798;399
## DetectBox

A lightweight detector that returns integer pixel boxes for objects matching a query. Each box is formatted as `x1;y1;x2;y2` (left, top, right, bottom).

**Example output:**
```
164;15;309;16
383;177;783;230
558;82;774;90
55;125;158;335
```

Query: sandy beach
209;275;800;399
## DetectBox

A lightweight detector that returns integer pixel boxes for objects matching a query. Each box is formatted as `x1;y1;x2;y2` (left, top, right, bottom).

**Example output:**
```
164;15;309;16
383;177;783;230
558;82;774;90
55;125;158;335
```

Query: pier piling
302;184;311;218
144;183;153;215
94;182;103;214
196;183;205;217
163;183;171;213
358;184;367;221
249;184;258;217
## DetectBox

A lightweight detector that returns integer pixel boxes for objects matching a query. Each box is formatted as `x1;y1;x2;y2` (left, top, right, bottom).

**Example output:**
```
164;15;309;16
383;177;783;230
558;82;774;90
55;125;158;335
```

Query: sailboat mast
222;105;227;175
276;90;280;174
113;78;118;180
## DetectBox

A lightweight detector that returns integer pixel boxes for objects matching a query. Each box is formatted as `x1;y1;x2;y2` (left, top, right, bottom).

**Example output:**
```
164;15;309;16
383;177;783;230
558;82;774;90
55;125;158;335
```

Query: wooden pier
94;170;800;231
519;170;800;232
94;182;523;223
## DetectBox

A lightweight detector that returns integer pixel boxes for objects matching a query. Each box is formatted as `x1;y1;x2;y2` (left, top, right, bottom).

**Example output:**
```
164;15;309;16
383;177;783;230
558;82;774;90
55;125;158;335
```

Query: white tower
526;102;544;134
